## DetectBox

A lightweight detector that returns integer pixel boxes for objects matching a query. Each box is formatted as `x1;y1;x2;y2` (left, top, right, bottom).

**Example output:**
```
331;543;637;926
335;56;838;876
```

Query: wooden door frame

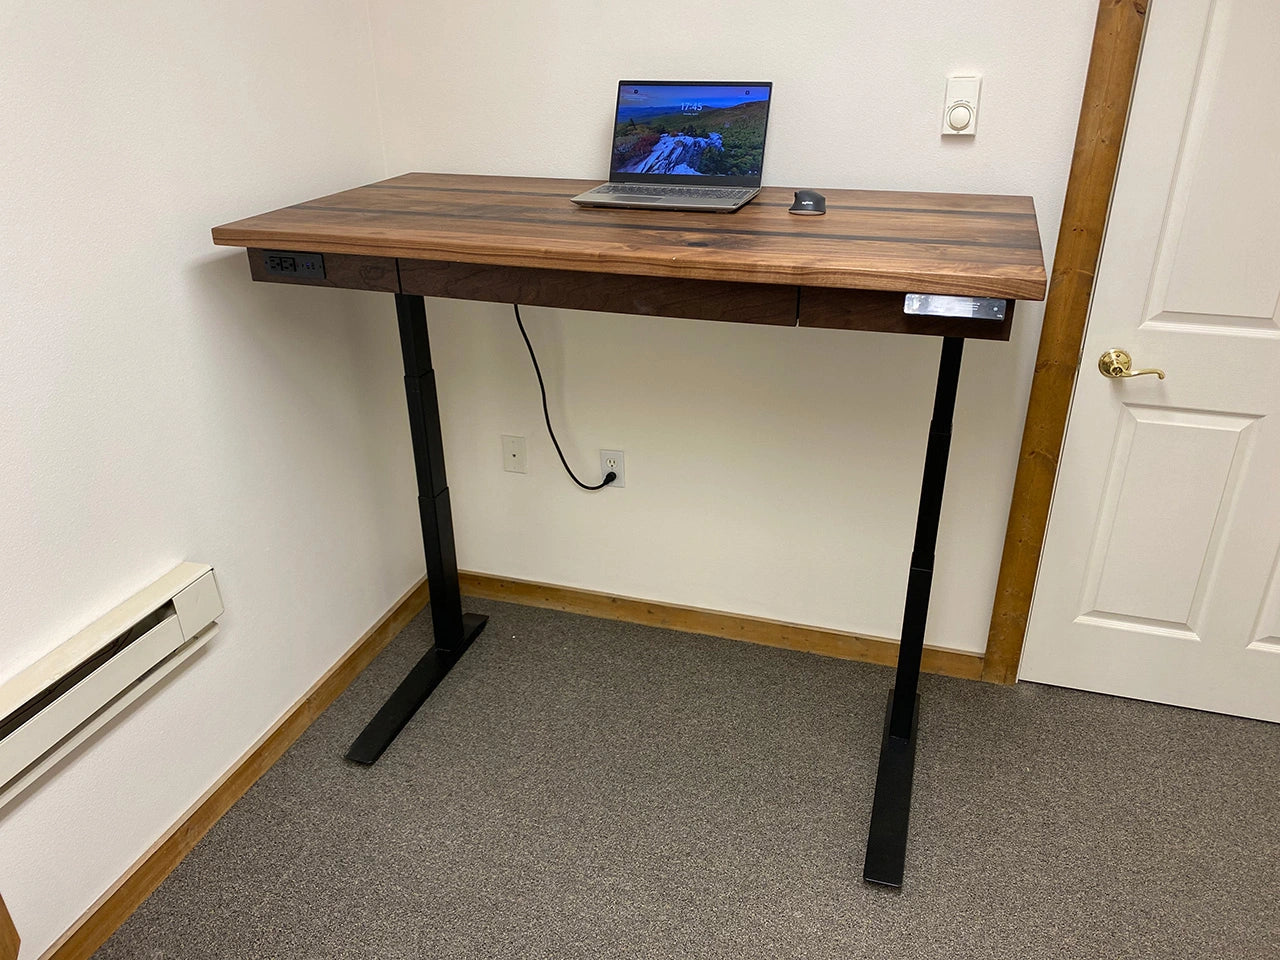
983;0;1149;682
0;891;19;960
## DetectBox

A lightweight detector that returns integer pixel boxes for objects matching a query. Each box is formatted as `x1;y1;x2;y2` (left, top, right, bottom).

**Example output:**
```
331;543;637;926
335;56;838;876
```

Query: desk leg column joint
346;294;488;766
863;336;963;887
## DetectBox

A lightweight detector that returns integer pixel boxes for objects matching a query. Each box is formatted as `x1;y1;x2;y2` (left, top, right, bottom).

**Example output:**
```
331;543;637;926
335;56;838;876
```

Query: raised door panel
1248;550;1280;653
1146;0;1280;332
1081;405;1256;636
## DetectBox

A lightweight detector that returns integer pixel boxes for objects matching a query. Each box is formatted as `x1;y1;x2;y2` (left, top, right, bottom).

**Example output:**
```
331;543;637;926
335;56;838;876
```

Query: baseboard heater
0;562;222;810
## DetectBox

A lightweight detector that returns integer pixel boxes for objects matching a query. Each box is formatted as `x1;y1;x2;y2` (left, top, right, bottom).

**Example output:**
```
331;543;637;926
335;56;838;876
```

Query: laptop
571;81;773;213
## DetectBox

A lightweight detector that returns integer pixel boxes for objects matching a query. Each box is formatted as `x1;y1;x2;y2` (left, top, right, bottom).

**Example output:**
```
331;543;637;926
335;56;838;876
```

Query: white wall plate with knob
942;75;981;136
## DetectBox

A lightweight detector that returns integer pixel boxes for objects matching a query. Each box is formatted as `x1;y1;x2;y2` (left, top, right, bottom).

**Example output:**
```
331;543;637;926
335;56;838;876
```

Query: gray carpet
95;599;1278;959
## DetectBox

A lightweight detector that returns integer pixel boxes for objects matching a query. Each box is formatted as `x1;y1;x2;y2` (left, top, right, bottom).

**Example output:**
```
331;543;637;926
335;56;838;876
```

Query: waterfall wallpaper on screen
610;84;770;177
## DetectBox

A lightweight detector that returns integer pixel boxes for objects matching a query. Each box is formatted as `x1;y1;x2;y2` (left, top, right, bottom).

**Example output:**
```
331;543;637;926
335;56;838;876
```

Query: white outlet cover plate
599;449;625;488
501;435;527;473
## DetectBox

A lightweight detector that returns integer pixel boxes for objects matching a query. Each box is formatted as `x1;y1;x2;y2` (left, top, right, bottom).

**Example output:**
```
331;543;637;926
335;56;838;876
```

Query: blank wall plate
501;435;527;473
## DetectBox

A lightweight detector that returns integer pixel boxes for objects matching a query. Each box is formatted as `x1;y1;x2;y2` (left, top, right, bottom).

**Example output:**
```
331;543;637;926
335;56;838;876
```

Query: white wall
367;0;1097;648
0;3;411;955
0;1;1099;954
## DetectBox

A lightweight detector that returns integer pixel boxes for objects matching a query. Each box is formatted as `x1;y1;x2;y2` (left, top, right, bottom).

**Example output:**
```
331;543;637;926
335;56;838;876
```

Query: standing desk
212;172;1046;887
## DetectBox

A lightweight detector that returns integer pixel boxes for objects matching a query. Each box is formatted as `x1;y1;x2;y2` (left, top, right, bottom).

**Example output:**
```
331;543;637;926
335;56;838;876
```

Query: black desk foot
346;613;487;765
863;689;919;887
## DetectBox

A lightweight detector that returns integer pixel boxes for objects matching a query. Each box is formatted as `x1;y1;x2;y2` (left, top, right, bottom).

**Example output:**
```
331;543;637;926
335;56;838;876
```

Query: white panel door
1020;0;1280;721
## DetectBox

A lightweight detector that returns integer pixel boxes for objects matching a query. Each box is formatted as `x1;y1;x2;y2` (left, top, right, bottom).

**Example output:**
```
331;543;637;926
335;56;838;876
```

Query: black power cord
514;304;617;491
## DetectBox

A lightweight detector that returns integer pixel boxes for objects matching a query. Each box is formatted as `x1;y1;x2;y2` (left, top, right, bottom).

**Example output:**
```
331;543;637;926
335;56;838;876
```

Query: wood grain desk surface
212;173;1047;302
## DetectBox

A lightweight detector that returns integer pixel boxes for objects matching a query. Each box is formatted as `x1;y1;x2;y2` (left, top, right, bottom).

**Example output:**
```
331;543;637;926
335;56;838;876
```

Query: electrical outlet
263;249;325;278
599;449;625;488
501;435;527;474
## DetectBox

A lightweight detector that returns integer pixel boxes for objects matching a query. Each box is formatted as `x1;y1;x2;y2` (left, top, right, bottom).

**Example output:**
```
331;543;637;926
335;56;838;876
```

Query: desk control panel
904;293;1009;321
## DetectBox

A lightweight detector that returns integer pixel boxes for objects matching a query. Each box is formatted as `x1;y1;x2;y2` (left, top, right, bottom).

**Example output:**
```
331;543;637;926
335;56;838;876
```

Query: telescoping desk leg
346;294;488;765
863;336;963;887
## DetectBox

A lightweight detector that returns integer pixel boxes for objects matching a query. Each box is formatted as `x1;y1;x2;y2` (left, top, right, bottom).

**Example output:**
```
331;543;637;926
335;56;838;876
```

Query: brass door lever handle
1098;348;1165;380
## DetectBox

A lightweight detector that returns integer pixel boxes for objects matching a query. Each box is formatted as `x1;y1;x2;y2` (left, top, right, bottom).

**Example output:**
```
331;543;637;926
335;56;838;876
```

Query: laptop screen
609;81;773;187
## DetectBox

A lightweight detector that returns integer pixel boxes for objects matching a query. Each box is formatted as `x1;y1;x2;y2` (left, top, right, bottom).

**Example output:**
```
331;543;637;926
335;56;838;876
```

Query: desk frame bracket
863;335;963;887
346;294;488;765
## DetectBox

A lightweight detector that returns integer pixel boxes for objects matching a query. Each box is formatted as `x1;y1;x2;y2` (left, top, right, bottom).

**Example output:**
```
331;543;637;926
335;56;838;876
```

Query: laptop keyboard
595;184;753;200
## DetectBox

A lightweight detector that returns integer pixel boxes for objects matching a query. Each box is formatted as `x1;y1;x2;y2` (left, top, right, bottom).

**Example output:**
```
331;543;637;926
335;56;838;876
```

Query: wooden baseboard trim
40;577;431;960
460;572;985;681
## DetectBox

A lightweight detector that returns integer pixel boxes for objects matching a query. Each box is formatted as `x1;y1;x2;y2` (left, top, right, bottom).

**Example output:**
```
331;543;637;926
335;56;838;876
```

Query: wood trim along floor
41;578;432;960
983;0;1148;683
461;572;985;681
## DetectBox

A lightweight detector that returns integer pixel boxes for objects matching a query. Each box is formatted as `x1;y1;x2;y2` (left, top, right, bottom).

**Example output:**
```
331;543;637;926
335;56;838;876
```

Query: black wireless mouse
789;190;826;215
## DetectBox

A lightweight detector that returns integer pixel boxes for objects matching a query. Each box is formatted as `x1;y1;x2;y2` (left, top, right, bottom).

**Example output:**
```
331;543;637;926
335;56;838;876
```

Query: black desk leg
346;294;488;765
863;336;963;887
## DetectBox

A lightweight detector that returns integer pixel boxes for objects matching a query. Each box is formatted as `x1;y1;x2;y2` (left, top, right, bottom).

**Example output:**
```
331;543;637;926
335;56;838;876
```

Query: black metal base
345;613;488;765
862;337;963;890
346;294;489;765
863;689;919;887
